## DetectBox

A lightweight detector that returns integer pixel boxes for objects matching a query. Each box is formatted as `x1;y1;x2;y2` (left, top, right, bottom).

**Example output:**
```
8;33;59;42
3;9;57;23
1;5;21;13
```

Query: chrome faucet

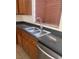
36;17;43;34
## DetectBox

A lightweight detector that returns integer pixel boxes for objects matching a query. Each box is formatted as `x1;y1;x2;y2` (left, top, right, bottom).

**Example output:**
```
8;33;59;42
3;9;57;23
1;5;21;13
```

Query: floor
16;45;30;59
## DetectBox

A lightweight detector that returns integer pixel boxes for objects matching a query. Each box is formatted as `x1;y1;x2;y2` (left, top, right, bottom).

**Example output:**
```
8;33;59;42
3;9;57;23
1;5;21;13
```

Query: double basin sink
24;27;51;38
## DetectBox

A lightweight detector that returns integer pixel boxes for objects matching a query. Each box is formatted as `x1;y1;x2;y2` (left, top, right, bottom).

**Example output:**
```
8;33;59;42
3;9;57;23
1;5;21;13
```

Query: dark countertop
16;22;62;56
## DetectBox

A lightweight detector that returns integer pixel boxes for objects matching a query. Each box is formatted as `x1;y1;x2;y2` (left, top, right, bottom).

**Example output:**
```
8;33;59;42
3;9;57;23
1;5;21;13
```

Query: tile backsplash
16;15;33;22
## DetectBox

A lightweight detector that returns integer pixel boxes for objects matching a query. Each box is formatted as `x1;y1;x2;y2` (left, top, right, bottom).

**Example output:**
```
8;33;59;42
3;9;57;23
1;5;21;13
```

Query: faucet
36;17;43;34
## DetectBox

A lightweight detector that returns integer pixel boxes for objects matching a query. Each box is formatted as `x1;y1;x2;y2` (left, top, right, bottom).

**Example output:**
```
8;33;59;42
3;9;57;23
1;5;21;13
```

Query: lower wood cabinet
16;27;22;46
16;27;38;59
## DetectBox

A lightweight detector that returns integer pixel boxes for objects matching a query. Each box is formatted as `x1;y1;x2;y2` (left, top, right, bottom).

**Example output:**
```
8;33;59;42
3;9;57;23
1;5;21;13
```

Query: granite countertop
16;22;62;56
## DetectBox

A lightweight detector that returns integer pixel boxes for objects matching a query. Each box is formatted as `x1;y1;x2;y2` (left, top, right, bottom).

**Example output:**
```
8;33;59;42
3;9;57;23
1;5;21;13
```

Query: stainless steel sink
24;27;51;38
25;27;39;32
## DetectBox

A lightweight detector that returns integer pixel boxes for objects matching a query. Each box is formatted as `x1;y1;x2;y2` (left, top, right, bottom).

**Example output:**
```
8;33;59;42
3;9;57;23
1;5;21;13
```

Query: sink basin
25;27;39;32
24;27;51;37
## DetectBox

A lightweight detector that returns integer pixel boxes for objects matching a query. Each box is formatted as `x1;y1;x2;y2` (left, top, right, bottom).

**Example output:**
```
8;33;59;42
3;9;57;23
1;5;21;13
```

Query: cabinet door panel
29;44;38;58
17;0;32;15
22;37;30;55
17;34;22;46
28;37;38;59
16;0;19;14
27;0;32;15
18;0;28;14
21;30;38;59
16;28;22;46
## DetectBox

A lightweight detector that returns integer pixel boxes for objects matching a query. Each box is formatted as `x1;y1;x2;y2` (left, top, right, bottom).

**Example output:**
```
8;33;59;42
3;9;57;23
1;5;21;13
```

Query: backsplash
16;15;33;22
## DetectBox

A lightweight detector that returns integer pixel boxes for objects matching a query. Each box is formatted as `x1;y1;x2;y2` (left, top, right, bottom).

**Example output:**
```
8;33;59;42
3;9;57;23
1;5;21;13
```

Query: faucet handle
36;17;42;23
36;17;41;20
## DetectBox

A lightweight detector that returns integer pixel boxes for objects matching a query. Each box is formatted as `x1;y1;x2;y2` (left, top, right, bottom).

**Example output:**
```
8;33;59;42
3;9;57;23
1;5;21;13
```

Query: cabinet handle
37;44;56;59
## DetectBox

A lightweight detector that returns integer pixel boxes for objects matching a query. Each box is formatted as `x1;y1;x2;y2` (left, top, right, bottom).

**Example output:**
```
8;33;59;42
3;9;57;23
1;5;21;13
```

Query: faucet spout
36;17;43;34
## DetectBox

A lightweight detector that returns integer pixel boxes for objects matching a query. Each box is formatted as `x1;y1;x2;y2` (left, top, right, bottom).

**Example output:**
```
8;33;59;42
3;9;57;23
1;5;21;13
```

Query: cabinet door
16;28;22;46
22;37;30;55
18;0;32;15
18;0;27;14
16;28;18;44
16;0;19;14
22;31;30;55
22;31;38;59
29;38;38;59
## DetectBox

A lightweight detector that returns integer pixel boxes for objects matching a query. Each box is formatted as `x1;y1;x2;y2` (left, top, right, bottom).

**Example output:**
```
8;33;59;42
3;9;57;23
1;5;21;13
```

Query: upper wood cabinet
36;0;62;26
16;0;32;15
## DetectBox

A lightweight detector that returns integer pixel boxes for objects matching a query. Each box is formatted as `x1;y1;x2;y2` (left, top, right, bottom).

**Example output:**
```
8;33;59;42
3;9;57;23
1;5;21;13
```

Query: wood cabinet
16;0;32;15
16;0;19;14
16;27;38;59
16;27;22;46
22;31;38;59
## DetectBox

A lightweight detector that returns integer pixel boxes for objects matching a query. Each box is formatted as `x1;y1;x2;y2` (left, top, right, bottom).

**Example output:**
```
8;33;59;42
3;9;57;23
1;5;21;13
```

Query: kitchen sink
25;27;39;32
24;27;51;38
